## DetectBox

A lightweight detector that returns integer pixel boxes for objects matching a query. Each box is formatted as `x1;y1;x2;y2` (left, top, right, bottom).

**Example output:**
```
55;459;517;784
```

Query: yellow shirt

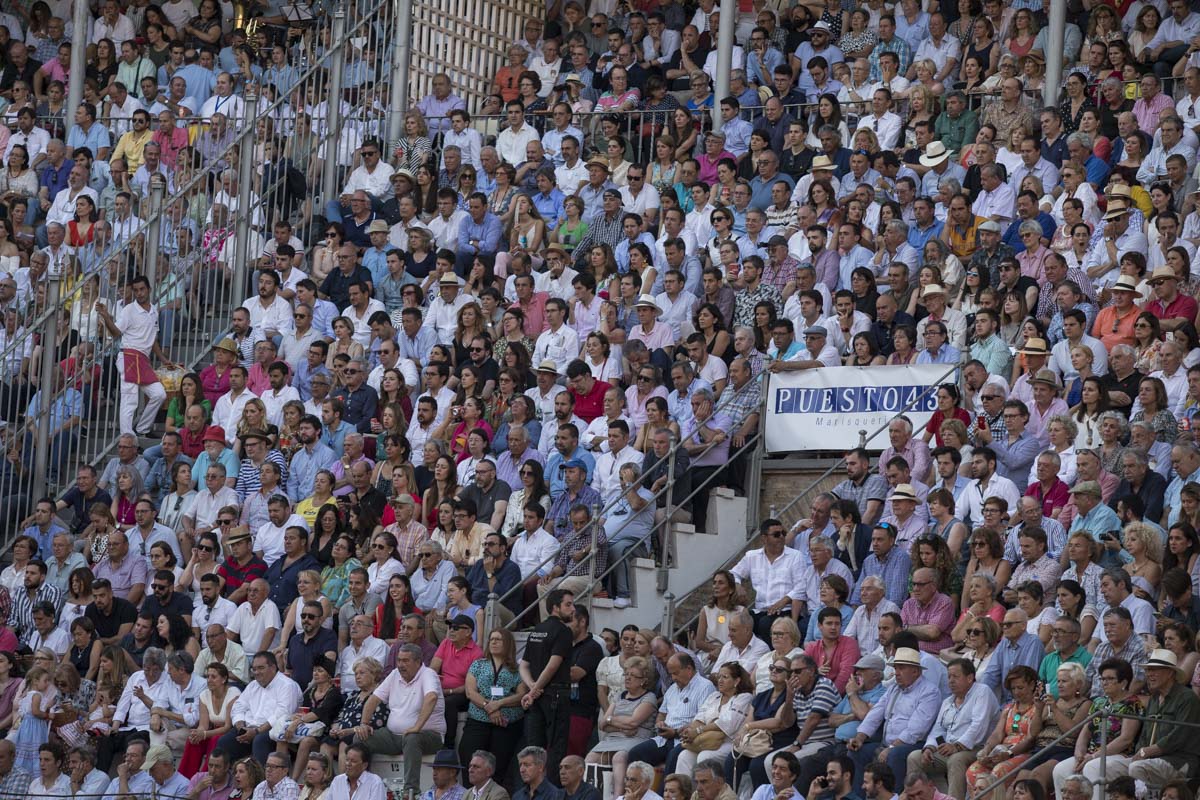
110;129;153;173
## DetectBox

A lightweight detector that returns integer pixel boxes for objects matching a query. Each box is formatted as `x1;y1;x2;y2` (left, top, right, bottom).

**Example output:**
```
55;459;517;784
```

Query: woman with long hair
153;613;199;658
1133;312;1165;374
499;459;550;538
421;455;459;531
0;651;21;734
1131;376;1179;443
1164;523;1200;579
963;531;1012;609
230;757;265;800
457;628;526;784
1055;579;1098;646
1070;377;1111;449
109;465;144;528
805;94;848;150
179;662;240;777
59;568;94;638
374;574;416;644
279;655;343;778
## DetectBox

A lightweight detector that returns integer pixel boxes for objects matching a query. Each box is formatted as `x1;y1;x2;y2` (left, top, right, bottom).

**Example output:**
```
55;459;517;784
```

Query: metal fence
0;0;393;536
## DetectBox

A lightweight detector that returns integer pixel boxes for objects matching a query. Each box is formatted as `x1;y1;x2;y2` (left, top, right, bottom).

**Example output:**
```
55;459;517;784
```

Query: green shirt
1137;683;1200;770
1038;646;1093;697
934;109;979;154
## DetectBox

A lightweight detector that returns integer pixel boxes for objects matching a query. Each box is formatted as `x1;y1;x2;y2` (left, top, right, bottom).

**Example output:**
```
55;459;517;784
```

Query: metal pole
658;436;677;591
232;86;259;306
387;0;415;144
662;592;676;640
144;175;166;278
589;503;600;600
1098;702;1108;799
711;0;737;133
321;7;347;210
66;0;89;125
743;377;769;533
1043;0;1067;105
484;592;498;638
31;276;62;501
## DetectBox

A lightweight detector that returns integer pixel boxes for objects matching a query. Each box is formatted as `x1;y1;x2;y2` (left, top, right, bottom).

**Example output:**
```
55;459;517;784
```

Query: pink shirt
433;638;483;690
1134;92;1174;133
803;636;861;693
901;592;957;654
629;321;675;351
624;385;668;428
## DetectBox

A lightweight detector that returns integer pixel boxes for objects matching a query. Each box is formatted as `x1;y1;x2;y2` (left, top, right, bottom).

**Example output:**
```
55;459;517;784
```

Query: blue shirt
262;64;301;95
398;326;439;366
546;446;596;500
979;633;1045;702
39;160;70;196
458;212;503;256
614;232;659;273
362;244;399;289
174;64;217;105
533;188;566;229
747;48;785;87
749;172;794;211
310;298;338;340
66;123;111;156
915;344;962;365
858;674;941;744
321;419;354;455
832;682;886;740
287;442;337;500
851;547;912;607
1002;211;1057;253
292;361;330;402
22;521;68;560
908;220;944;258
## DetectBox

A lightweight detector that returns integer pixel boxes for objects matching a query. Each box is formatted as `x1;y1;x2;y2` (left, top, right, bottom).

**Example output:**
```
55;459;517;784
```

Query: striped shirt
791;675;840;744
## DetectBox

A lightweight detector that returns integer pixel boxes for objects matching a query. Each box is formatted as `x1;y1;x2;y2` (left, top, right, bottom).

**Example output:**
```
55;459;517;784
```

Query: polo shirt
432;638;484;690
286;627;338;687
374;663;446;734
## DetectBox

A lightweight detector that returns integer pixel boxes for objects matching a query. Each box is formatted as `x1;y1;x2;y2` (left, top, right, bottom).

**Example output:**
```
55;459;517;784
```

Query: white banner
764;365;951;453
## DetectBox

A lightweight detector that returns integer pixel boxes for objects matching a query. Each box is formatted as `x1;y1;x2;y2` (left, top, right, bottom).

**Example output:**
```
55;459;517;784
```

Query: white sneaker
613;597;631;608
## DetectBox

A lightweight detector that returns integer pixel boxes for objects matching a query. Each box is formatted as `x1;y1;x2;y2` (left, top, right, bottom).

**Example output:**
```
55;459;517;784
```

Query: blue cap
563;458;589;471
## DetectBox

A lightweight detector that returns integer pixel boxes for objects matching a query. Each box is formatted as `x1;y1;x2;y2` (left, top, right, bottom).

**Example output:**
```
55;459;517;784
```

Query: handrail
667;357;963;639
494;366;770;625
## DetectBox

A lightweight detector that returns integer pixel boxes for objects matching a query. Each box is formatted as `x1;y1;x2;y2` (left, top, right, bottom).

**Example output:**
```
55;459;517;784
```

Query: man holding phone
806;755;859;800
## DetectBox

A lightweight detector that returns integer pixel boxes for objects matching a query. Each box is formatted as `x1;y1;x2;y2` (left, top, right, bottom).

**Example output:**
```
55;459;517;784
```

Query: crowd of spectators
16;1;1200;800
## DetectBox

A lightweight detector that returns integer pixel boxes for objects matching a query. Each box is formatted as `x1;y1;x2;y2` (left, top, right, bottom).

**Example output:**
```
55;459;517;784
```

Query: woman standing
457;628;526;786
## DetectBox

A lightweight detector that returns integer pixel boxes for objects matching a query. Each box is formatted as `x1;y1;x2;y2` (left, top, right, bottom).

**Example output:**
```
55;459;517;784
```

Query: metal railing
487;366;771;629
0;1;392;537
664;357;963;640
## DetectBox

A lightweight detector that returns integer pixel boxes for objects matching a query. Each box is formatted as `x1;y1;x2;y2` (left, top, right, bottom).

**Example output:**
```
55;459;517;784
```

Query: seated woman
726;654;797;789
275;654;343;781
1051;658;1143;795
1011;662;1091;798
939;616;1000;672
585;656;660;797
318;657;389;764
965;666;1043;799
674;662;754;776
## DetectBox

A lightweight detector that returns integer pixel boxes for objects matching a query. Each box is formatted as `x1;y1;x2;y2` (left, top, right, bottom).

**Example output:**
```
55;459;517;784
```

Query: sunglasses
195;544;213;552
965;629;984;635
300;613;319;620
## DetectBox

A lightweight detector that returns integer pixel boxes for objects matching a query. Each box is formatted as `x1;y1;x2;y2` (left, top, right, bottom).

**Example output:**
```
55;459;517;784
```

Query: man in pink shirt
900;567;956;654
1133;73;1175;133
628;295;676;360
430;615;483;748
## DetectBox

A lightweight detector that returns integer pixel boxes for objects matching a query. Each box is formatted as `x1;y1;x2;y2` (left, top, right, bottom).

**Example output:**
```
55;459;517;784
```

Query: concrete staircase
590;487;749;633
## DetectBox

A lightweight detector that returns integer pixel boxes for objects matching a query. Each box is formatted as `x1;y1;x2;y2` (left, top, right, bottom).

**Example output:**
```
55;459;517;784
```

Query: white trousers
117;358;166;436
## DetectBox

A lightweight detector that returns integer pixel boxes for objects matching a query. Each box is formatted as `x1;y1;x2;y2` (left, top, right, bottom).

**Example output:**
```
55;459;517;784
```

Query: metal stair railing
1;1;389;540
486;366;773;630
664;358;963;640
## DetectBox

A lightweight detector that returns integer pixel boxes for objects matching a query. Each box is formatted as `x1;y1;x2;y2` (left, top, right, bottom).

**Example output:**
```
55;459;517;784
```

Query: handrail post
144;174;166;279
662;592;676;640
30;275;62;501
321;6;347;211
1098;702;1108;799
711;0;736;133
589;503;601;602
232;86;259;305
387;0;415;144
743;374;769;535
66;0;89;126
660;432;677;590
484;592;498;637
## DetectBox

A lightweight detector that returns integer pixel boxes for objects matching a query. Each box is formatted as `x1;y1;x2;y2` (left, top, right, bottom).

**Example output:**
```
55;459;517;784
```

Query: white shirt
228;600;283;655
328;772;386;800
199;92;246;123
243;293;295;340
255;513;309;566
422;293;473;345
533;324;580;365
114;299;159;352
495;123;541;166
47;185;99;226
961;473;1021;527
510;527;560;578
341;299;386;347
338;636;390;691
189;487;240;530
261;385;301;427
114;670;168;730
702;45;745;85
230;671;302;727
28;626;69;656
5;127;49;164
655;291;698;339
729;547;809;609
856;111;903;150
427;210;468;250
342;162;396;199
914;34;961;74
592;446;642;505
442;128;483;170
972;183;1017;221
211;389;257;444
620;184;661;218
193;596;238;646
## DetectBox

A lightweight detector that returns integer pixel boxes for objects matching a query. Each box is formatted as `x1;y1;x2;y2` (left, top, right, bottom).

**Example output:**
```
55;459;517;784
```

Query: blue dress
13;688;53;774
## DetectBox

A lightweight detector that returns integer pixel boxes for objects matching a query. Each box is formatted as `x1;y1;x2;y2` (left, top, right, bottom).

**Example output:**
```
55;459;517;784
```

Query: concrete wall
759;458;847;528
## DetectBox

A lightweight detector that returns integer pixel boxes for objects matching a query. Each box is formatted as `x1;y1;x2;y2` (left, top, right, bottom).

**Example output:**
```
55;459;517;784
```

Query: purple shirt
92;554;149;600
685;412;734;467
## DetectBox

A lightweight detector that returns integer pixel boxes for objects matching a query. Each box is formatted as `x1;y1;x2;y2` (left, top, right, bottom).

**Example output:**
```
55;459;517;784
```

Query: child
10;666;55;774
85;684;116;736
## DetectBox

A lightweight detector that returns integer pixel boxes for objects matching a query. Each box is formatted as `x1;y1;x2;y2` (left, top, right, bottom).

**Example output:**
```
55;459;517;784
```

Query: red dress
66;221;94;248
924;407;973;447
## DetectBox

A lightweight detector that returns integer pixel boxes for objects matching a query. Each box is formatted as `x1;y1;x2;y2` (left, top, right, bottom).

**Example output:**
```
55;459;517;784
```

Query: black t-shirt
457;357;500;389
665;46;711;91
141;591;193;621
85;597;137;640
1101;368;1144;412
61;486;113;535
524;615;573;687
570;636;605;716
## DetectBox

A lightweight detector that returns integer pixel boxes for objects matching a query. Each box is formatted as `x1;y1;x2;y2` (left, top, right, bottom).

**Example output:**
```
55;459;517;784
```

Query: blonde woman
1122;522;1163;593
752;617;803;693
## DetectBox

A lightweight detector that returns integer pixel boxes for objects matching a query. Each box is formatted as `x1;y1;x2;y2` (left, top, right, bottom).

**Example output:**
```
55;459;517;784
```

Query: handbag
732;727;773;758
684;729;727;753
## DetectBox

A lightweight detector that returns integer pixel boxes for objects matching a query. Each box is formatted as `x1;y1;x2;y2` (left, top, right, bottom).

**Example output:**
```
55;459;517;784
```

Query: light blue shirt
747;48;785;87
398;326;439;366
411;558;457;610
837;244;874;292
103;771;155;800
615;232;661;273
915;345;962;365
362;244;399;289
924;681;999;749
311;297;338;340
858;674;941;744
546;446;596;500
979;633;1045;702
659;673;717;731
458;212;503;256
832;681;886;740
287;442;337;500
321;420;354;455
66;122;111;156
542;125;584;166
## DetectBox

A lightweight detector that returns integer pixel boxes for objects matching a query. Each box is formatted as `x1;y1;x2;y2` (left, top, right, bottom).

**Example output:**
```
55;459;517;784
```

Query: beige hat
811;155;835;171
1102;201;1130;221
140;744;174;771
1111;275;1139;293
367;220;390;234
634;294;661;313
892;647;924;668
1146;648;1189;681
1106;183;1133;198
1150;266;1179;283
1019;338;1049;356
536;360;560;374
1030;369;1060;388
439;273;459;285
212;338;239;355
586;155;611;171
887;483;919;502
921;284;947;298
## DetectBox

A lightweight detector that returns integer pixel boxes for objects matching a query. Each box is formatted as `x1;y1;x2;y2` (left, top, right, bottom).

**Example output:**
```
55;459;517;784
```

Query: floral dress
1130;408;1180;443
1082;694;1143;756
965;702;1037;787
322;688;389;746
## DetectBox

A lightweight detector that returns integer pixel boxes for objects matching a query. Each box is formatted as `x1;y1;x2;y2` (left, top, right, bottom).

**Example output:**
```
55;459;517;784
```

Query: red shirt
433;637;484;690
570;379;612;422
1025;478;1070;519
179;426;207;459
1145;293;1198;325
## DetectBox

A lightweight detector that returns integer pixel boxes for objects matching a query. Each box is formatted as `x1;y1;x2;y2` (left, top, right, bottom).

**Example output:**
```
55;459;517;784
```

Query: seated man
217;651;302;763
429;615;482;748
360;643;446;795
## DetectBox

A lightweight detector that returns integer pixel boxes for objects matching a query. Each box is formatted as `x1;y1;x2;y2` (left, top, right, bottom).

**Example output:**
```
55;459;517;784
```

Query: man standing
96;275;174;436
519;589;575;781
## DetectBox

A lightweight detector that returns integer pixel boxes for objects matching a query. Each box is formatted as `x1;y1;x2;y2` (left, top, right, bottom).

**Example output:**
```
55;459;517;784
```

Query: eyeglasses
971;540;988;547
637;375;653;382
520;469;534;476
152;584;169;591
300;613;319;620
195;544;213;552
419;553;433;558
768;666;788;673
965;628;984;635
